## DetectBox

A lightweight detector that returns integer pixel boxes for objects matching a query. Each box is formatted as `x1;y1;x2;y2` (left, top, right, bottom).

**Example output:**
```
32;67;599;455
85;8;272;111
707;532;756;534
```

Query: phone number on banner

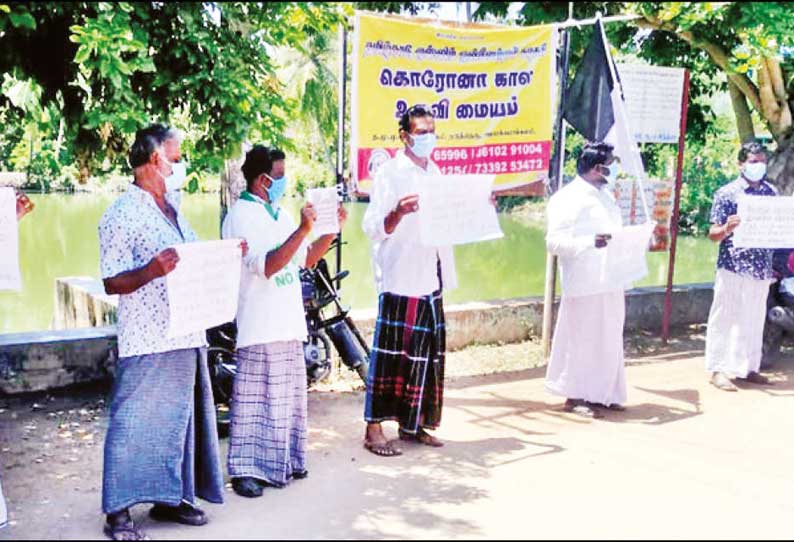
431;142;550;175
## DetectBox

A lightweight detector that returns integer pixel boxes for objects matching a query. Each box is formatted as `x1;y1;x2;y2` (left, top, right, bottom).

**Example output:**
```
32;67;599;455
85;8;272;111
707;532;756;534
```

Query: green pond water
0;193;719;334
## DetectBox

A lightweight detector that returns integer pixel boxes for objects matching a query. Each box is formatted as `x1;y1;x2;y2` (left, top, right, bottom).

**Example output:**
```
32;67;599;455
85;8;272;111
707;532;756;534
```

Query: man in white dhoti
705;141;777;391
545;142;626;418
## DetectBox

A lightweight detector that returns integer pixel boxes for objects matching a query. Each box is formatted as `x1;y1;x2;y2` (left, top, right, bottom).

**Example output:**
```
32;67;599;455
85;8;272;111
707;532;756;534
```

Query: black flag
562;19;615;141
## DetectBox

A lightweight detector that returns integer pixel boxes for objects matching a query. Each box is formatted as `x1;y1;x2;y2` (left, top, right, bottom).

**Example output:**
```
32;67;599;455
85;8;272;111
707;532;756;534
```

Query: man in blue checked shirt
705;140;778;392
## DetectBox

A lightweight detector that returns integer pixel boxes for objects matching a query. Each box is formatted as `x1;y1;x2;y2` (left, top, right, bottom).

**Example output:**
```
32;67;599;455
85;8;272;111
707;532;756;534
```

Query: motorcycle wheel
305;331;333;386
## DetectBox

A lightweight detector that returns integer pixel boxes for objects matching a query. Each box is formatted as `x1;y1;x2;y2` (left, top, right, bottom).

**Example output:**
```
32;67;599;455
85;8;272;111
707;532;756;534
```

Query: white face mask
165;161;188;191
601;162;620;187
742;161;766;183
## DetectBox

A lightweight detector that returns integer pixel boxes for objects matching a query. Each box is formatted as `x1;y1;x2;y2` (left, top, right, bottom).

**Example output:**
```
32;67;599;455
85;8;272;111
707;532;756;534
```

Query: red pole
662;69;690;343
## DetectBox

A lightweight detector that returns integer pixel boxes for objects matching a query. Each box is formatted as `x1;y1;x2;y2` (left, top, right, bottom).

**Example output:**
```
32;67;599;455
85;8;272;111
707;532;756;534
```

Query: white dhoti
705;268;771;378
545;290;627;406
1;478;7;529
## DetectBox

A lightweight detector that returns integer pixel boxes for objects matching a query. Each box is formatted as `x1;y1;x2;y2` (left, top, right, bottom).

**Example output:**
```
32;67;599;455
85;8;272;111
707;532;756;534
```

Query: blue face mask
409;133;437;159
265;174;288;204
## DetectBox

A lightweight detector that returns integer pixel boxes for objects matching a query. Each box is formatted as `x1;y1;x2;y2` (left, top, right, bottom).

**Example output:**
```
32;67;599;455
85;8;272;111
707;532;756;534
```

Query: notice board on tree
612;63;687;251
616;64;686;144
351;11;557;195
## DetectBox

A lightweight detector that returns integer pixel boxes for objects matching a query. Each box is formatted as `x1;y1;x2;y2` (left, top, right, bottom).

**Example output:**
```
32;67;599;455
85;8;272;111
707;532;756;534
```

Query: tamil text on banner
351;12;557;195
166;239;242;338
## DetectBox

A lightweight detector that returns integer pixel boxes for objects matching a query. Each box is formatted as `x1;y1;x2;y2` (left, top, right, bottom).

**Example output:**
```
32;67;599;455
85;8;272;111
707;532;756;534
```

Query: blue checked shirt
710;177;777;280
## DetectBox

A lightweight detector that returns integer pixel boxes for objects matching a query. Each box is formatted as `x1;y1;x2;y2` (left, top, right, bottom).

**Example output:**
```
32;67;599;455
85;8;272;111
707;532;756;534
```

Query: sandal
104;520;149;541
364;439;403;457
563;400;604;419
399;428;444;447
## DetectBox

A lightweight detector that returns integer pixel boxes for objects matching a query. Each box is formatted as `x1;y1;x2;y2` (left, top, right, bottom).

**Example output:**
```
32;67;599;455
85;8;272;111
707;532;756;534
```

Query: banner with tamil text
351;12;557;195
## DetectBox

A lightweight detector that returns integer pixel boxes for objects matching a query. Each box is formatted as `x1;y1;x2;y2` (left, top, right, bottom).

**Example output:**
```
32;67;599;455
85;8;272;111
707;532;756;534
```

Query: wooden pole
541;29;571;358
662;69;691;343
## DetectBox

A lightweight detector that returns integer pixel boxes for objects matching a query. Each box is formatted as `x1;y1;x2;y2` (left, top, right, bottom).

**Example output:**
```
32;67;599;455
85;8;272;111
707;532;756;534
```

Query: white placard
0;187;22;291
417;174;503;247
306;187;340;236
601;222;655;285
166;239;242;338
617;64;686;144
733;196;794;248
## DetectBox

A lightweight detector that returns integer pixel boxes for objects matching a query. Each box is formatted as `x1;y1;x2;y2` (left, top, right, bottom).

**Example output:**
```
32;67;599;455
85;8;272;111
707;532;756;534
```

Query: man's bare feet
399;427;444;447
363;422;402;457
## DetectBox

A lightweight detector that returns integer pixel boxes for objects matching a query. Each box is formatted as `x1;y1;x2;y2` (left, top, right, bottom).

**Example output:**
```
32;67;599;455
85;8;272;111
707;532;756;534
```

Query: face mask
264;173;288;205
742;162;766;182
154;151;174;184
409;133;437;159
601;162;620;186
165;161;188;192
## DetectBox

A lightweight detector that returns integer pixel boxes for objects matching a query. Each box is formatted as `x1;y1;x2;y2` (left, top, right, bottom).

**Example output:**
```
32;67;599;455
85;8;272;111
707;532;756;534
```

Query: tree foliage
0;2;346;182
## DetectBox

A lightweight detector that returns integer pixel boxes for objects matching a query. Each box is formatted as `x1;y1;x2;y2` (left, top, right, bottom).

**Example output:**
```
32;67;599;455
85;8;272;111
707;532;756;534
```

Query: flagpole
596;13;652;221
335;24;348;290
556;13;641;29
662;69;691;343
541;28;571;359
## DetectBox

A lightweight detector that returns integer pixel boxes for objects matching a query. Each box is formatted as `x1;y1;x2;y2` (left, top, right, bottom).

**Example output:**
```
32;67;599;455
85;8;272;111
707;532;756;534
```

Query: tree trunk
728;79;756;143
219;143;251;230
768;129;794;195
758;58;793;138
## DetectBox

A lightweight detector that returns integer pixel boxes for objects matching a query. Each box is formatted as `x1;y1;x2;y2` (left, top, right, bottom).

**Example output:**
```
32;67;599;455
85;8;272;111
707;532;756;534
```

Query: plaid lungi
102;347;224;514
364;290;446;433
227;341;307;486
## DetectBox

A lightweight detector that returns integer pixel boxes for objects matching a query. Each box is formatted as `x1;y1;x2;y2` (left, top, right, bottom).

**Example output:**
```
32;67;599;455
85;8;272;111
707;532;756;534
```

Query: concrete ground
2;328;794;540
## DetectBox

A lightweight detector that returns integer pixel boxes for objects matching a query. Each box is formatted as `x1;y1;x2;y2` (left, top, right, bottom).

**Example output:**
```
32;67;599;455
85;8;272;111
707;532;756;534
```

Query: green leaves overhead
0;2;346;178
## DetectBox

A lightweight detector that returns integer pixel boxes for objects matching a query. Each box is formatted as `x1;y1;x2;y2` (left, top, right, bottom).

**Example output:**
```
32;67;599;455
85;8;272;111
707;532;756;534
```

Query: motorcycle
206;241;370;435
761;249;794;368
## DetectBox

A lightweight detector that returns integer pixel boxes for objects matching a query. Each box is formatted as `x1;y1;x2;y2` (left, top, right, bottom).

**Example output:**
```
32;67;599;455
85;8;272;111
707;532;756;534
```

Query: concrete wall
349;283;715;351
0;327;117;394
0;277;715;395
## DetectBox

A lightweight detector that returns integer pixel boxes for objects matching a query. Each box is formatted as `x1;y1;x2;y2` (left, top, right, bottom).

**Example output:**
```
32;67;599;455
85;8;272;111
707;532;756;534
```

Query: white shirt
98;184;206;358
546;176;624;298
221;193;308;348
362;151;457;298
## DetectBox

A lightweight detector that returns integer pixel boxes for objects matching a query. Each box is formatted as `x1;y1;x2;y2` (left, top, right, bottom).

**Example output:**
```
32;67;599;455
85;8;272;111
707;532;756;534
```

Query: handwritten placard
166;239;242;338
616;64;686;144
417;174;503;247
601;222;655;286
0;187;22;291
733;196;794;248
306;187;340;236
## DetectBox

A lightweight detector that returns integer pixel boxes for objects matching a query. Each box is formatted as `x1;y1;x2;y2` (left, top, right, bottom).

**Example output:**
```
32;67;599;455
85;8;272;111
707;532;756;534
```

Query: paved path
3;344;793;539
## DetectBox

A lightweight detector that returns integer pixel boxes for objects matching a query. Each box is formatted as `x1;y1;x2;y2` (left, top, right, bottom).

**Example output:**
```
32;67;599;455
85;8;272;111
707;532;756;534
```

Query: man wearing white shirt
362;105;457;456
545;142;626;419
1;188;34;531
221;145;346;497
